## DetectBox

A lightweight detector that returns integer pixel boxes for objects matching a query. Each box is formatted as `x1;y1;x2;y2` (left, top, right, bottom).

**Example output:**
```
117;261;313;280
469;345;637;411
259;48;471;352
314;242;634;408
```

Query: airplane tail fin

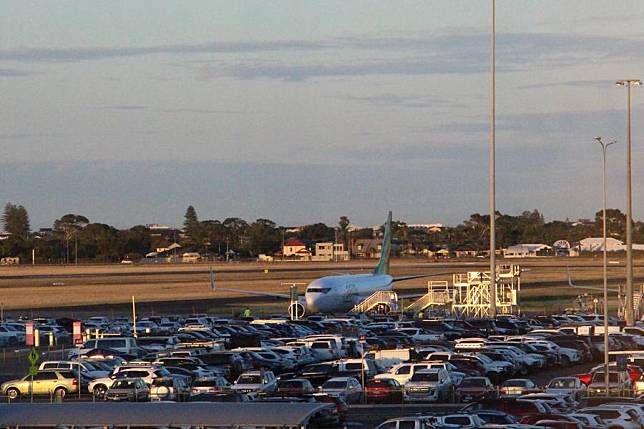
374;211;392;276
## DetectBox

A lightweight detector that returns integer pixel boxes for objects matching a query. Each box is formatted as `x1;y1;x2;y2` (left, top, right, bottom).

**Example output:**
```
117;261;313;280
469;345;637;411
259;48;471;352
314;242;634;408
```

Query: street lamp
489;0;497;317
593;136;616;397
615;79;640;326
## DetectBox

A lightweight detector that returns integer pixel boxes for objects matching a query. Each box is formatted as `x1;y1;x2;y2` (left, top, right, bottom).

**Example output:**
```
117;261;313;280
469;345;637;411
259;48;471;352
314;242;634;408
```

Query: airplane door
343;284;358;302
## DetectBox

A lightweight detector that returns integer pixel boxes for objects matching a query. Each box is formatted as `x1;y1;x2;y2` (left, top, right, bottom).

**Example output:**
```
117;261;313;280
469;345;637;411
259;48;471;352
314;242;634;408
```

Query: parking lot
1;313;644;428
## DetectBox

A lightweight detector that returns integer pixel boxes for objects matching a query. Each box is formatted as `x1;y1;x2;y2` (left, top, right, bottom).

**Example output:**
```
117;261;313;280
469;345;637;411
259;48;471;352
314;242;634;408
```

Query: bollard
34;329;40;347
48;332;55;347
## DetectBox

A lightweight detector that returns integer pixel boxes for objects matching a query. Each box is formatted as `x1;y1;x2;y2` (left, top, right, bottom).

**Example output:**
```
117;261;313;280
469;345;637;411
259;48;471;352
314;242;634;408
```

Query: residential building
312;242;350;261
351;238;382;259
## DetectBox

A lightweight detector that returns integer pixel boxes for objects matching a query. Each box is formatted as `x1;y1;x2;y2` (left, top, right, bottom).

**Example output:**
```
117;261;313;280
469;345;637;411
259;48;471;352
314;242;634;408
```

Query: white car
191;376;231;395
231;370;277;395
89;366;172;396
545;376;587;401
318;376;363;404
395;328;444;343
39;360;109;379
149;376;190;401
403;369;454;403
374;363;434;385
580;407;641;429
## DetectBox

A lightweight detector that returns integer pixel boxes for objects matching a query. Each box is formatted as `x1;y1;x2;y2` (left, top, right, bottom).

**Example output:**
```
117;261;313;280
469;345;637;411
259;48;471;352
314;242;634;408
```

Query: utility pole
616;79;640;325
489;0;497;317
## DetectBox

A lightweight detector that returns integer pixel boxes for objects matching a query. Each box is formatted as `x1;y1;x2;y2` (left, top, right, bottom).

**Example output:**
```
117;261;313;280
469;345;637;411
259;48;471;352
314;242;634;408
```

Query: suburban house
282;239;312;260
312;242;350;262
351;238;382;259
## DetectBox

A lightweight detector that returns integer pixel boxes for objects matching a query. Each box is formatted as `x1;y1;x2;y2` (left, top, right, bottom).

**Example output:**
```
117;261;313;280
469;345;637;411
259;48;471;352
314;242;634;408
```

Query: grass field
1;257;642;317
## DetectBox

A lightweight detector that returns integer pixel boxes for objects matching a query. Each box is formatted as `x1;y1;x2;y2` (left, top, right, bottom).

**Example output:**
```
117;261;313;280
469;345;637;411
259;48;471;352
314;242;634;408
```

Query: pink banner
25;321;34;346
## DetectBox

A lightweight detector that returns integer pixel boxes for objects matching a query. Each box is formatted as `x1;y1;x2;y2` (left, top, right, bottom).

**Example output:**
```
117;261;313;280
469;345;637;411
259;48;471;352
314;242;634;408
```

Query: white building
312;242;350;261
579;237;644;252
504;244;552;258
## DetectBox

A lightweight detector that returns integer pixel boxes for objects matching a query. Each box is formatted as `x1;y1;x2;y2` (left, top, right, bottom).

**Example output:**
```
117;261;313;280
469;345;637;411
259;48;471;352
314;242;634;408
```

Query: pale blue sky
1;1;644;228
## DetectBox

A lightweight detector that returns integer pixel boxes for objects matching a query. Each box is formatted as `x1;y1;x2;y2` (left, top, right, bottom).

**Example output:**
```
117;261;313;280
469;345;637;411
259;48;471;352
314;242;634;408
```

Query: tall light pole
489;0;497;317
616;79;640;325
594;136;616;397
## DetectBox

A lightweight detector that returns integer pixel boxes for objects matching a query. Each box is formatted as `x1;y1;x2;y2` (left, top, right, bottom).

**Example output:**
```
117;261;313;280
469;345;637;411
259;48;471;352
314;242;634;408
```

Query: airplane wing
211;285;291;299
566;268;620;293
392;272;454;283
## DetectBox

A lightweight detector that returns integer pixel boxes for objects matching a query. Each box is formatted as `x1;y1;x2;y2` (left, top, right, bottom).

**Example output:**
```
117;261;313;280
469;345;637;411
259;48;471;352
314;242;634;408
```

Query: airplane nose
305;294;321;313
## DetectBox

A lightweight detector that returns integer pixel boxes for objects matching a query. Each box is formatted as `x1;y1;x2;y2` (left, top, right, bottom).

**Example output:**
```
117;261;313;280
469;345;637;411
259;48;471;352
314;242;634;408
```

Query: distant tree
2;203;30;240
300;223;335;242
222;217;250;251
338;216;350;249
595;208;626;239
183;206;204;244
119;225;151;260
53;214;89;263
247;218;280;255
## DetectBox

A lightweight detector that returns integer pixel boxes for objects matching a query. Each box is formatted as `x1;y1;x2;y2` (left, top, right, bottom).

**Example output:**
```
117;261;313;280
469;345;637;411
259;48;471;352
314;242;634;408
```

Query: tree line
1;203;642;263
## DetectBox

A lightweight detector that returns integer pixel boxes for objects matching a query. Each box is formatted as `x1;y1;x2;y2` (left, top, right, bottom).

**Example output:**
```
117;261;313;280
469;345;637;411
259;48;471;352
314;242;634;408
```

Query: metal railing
350;291;398;314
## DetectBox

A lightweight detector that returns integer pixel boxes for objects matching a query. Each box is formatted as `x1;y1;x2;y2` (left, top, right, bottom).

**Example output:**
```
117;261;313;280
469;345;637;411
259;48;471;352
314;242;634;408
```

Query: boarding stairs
350;290;398;314
405;281;451;314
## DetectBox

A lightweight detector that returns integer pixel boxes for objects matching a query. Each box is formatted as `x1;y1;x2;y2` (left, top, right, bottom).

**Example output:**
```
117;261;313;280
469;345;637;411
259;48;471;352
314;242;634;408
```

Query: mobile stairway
405;281;451;315
350;290;398;314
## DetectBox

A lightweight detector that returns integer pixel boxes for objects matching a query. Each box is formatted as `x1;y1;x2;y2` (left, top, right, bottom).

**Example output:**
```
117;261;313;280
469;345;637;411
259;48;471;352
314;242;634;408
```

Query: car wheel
561;355;570;366
6;387;20;400
94;384;108;398
54;387;67;398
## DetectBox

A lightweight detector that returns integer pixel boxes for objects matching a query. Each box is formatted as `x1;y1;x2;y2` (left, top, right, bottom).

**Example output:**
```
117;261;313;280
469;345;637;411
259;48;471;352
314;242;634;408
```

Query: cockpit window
307;287;331;294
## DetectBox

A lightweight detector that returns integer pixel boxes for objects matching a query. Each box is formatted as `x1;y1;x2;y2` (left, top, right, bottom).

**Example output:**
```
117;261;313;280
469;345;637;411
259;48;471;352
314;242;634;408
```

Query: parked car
403;369;454;403
545;376;587;401
276;378;316;396
149;376;190;401
231;370;277;395
319;377;363;404
499;378;540;397
1;370;79;399
364;378;403;403
105;378;149;402
191;376;231;395
587;370;633;397
455;376;496;402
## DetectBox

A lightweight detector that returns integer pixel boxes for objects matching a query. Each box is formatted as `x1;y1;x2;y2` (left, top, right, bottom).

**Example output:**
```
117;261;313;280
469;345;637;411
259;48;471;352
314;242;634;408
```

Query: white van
76;337;141;357
365;348;415;369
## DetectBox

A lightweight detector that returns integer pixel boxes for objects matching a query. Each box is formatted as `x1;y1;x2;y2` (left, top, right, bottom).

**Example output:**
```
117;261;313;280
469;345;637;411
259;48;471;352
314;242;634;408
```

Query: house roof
284;239;306;247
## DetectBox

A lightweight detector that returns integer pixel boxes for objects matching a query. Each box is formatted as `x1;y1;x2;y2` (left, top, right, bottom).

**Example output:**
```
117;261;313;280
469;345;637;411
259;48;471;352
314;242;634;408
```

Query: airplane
211;211;444;315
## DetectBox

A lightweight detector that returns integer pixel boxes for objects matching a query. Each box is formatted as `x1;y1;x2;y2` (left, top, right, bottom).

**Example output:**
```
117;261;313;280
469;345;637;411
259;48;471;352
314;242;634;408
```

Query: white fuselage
304;273;393;313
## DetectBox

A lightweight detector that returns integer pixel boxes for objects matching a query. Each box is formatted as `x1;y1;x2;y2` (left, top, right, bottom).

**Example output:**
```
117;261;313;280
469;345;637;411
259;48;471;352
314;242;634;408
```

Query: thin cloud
97;105;147;111
0;40;327;63
0;68;31;77
163;108;252;114
344;93;459;109
517;79;615;90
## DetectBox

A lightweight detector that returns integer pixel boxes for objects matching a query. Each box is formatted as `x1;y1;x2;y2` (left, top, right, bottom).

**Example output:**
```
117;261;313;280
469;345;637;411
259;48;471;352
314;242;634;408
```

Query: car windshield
322;380;347;389
460;378;486;387
280;380;306;388
112;380;139;389
592;372;619;383
237;375;262;384
411;372;439;382
503;380;529;387
548;378;575;388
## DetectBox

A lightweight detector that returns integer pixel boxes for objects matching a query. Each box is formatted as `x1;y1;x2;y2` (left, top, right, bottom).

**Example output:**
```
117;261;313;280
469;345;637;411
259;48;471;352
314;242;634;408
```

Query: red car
364;378;402;403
